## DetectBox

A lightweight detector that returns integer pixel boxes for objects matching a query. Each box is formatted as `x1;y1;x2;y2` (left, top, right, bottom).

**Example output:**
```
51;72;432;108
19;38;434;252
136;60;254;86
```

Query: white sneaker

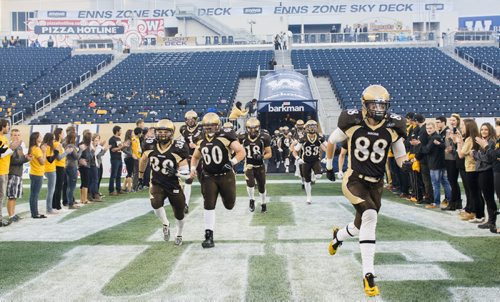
468;217;485;223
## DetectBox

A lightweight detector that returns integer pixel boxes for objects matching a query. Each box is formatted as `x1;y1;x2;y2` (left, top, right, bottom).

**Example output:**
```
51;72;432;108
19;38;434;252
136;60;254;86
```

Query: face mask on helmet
203;123;219;137
186;118;196;127
156;129;173;144
306;124;318;134
247;126;259;138
365;101;388;122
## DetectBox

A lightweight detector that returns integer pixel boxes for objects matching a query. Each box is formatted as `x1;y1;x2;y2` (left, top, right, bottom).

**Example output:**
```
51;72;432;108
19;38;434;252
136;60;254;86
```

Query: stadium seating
0;48;112;122
455;46;500;79
292;47;500;117
33;50;273;124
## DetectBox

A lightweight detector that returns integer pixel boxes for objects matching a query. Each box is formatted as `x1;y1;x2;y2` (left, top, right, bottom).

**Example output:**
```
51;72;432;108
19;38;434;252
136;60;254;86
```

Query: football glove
401;160;413;173
296;158;304;165
252;153;263;161
326;169;336;182
164;165;178;177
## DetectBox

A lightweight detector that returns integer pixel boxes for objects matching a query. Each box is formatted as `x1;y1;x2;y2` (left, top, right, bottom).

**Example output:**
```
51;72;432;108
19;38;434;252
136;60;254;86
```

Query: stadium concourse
1;9;500;302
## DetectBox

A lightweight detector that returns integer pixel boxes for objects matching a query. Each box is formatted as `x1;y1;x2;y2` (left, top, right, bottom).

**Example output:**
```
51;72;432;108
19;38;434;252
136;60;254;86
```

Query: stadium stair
274;49;293;70
235;78;257;108
314;76;341;134
26;53;127;124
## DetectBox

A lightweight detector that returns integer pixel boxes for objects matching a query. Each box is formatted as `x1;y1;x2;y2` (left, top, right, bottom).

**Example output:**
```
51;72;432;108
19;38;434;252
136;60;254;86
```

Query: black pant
495;172;500;206
459;168;470;211
478;169;496;223
52;166;65;209
445;160;461;206
62;166;68;204
420;159;434;200
389;157;401;190
98;163;103;192
465;171;484;218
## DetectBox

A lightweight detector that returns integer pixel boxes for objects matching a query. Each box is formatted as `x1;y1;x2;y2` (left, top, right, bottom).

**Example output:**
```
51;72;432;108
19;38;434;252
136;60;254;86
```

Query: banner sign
458;15;500;32
36;3;451;19
27;18;165;47
259;70;313;101
257;100;317;113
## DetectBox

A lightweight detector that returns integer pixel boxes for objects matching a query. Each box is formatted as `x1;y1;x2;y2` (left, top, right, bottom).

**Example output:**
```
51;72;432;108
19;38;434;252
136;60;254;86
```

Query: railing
80;70;91;84
96;59;107;72
453;31;496;42
463;53;475;65
11;111;23;125
481;63;495;77
254;65;261;100
35;94;52;112
59;82;73;98
307;65;327;133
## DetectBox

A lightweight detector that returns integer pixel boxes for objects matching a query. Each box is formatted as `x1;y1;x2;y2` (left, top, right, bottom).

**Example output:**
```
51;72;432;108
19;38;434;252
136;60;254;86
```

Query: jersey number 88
353;137;388;164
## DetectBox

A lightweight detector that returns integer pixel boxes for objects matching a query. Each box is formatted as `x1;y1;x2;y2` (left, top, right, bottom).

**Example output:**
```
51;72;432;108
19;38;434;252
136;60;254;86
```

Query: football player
239;118;272;213
190;112;246;248
138;119;189;246
179;110;203;214
139;127;156;189
291;120;326;204
324;85;411;297
278;126;292;173
291;120;306;179
271;130;282;170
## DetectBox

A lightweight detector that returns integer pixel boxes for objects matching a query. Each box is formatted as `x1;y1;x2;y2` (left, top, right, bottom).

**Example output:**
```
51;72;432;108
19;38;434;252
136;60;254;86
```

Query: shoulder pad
386;113;407;139
338;109;363;132
179;125;187;132
220;130;238;141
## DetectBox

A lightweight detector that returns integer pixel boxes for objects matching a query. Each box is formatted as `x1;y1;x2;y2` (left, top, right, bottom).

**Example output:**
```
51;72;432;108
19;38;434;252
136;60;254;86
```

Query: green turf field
1;176;498;301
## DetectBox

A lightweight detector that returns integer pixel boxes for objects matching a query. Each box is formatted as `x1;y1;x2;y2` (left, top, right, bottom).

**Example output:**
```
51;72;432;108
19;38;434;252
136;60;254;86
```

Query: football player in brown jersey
324;85;412;297
291;120;326;204
179;110;203;214
190;113;246;248
239;118;272;213
139;119;190;246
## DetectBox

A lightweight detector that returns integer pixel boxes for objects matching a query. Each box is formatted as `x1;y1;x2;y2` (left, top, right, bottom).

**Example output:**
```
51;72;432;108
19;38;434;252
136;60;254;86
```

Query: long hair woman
78;131;93;204
43;133;58;214
28;132;46;218
123;129;134;193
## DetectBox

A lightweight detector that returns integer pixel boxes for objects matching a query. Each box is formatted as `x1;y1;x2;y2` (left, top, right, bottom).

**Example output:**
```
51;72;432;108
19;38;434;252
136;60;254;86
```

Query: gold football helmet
305;120;318;134
185;110;198;127
155;119;175;144
246;117;261;138
274;130;280;135
223;122;233;129
282;126;289;134
361;85;390;122
295;119;305;130
202;112;220;136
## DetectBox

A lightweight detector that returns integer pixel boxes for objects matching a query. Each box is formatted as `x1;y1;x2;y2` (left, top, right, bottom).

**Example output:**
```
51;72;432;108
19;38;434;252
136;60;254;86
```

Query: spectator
472;123;497;230
132;127;142;190
78;131;92;204
448;113;467;211
268;57;277;70
0;120;20;226
31;39;41;48
408;114;424;203
123;129;134;193
422;121;451;208
47;36;54;47
490;122;500;234
28;132;47;218
43;133;58;214
62;125;76;206
229;101;248;132
456;119;483;223
274;34;281;50
89;133;105;202
52;128;71;210
438;116;459;210
415;113;434;204
8;36;16;47
7;128;30;223
109;126;128;195
245;99;258;117
2;37;8;48
92;134;108;199
64;132;80;209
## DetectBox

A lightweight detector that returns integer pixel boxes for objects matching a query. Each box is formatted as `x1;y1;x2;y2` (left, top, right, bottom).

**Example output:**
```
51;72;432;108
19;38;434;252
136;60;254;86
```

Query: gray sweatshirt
8;145;29;177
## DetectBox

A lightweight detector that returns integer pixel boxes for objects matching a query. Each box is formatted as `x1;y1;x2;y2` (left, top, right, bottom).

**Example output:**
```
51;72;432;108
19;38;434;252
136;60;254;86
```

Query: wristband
326;158;333;170
230;157;238;166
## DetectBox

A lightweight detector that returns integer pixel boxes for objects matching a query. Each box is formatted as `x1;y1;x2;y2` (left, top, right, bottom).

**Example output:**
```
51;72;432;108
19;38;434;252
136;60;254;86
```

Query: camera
453;127;457;134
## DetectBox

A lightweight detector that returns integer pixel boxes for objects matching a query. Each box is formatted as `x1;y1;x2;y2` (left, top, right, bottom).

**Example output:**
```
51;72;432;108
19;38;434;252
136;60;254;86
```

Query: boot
80;188;87;204
201;229;214;248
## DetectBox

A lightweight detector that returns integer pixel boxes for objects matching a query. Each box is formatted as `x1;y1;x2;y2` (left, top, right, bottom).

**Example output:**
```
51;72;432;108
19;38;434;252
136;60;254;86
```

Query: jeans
66;166;78;206
430;169;452;205
109;159;123;193
52;166;65;210
89;165;99;196
45;171;56;212
29;175;43;217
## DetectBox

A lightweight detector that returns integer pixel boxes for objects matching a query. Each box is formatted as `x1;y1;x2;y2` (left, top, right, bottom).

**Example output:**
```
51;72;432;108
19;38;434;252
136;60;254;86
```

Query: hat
414;114;425;123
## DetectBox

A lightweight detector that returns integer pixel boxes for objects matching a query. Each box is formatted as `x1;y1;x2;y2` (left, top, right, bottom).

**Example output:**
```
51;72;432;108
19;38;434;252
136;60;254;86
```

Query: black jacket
421;132;446;170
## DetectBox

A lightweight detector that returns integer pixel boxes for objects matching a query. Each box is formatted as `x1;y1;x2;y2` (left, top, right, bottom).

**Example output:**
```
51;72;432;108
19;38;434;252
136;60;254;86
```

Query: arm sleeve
391;138;407;158
328;128;348;144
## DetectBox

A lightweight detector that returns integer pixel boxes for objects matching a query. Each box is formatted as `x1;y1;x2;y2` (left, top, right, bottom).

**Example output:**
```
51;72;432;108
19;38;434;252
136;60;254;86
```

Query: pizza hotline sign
27;18;165;47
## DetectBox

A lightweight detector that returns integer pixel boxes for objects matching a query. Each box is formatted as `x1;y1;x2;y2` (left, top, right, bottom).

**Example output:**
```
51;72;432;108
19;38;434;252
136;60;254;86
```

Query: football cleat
174;236;183;246
328;227;342;255
184;205;189;214
202;229;215;248
261;204;267;213
249;199;255;212
363;273;380;297
306;199;312;205
162;224;170;242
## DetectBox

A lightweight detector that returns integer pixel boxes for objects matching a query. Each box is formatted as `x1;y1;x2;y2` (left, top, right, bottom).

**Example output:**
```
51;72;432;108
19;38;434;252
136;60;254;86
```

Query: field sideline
0;175;499;301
